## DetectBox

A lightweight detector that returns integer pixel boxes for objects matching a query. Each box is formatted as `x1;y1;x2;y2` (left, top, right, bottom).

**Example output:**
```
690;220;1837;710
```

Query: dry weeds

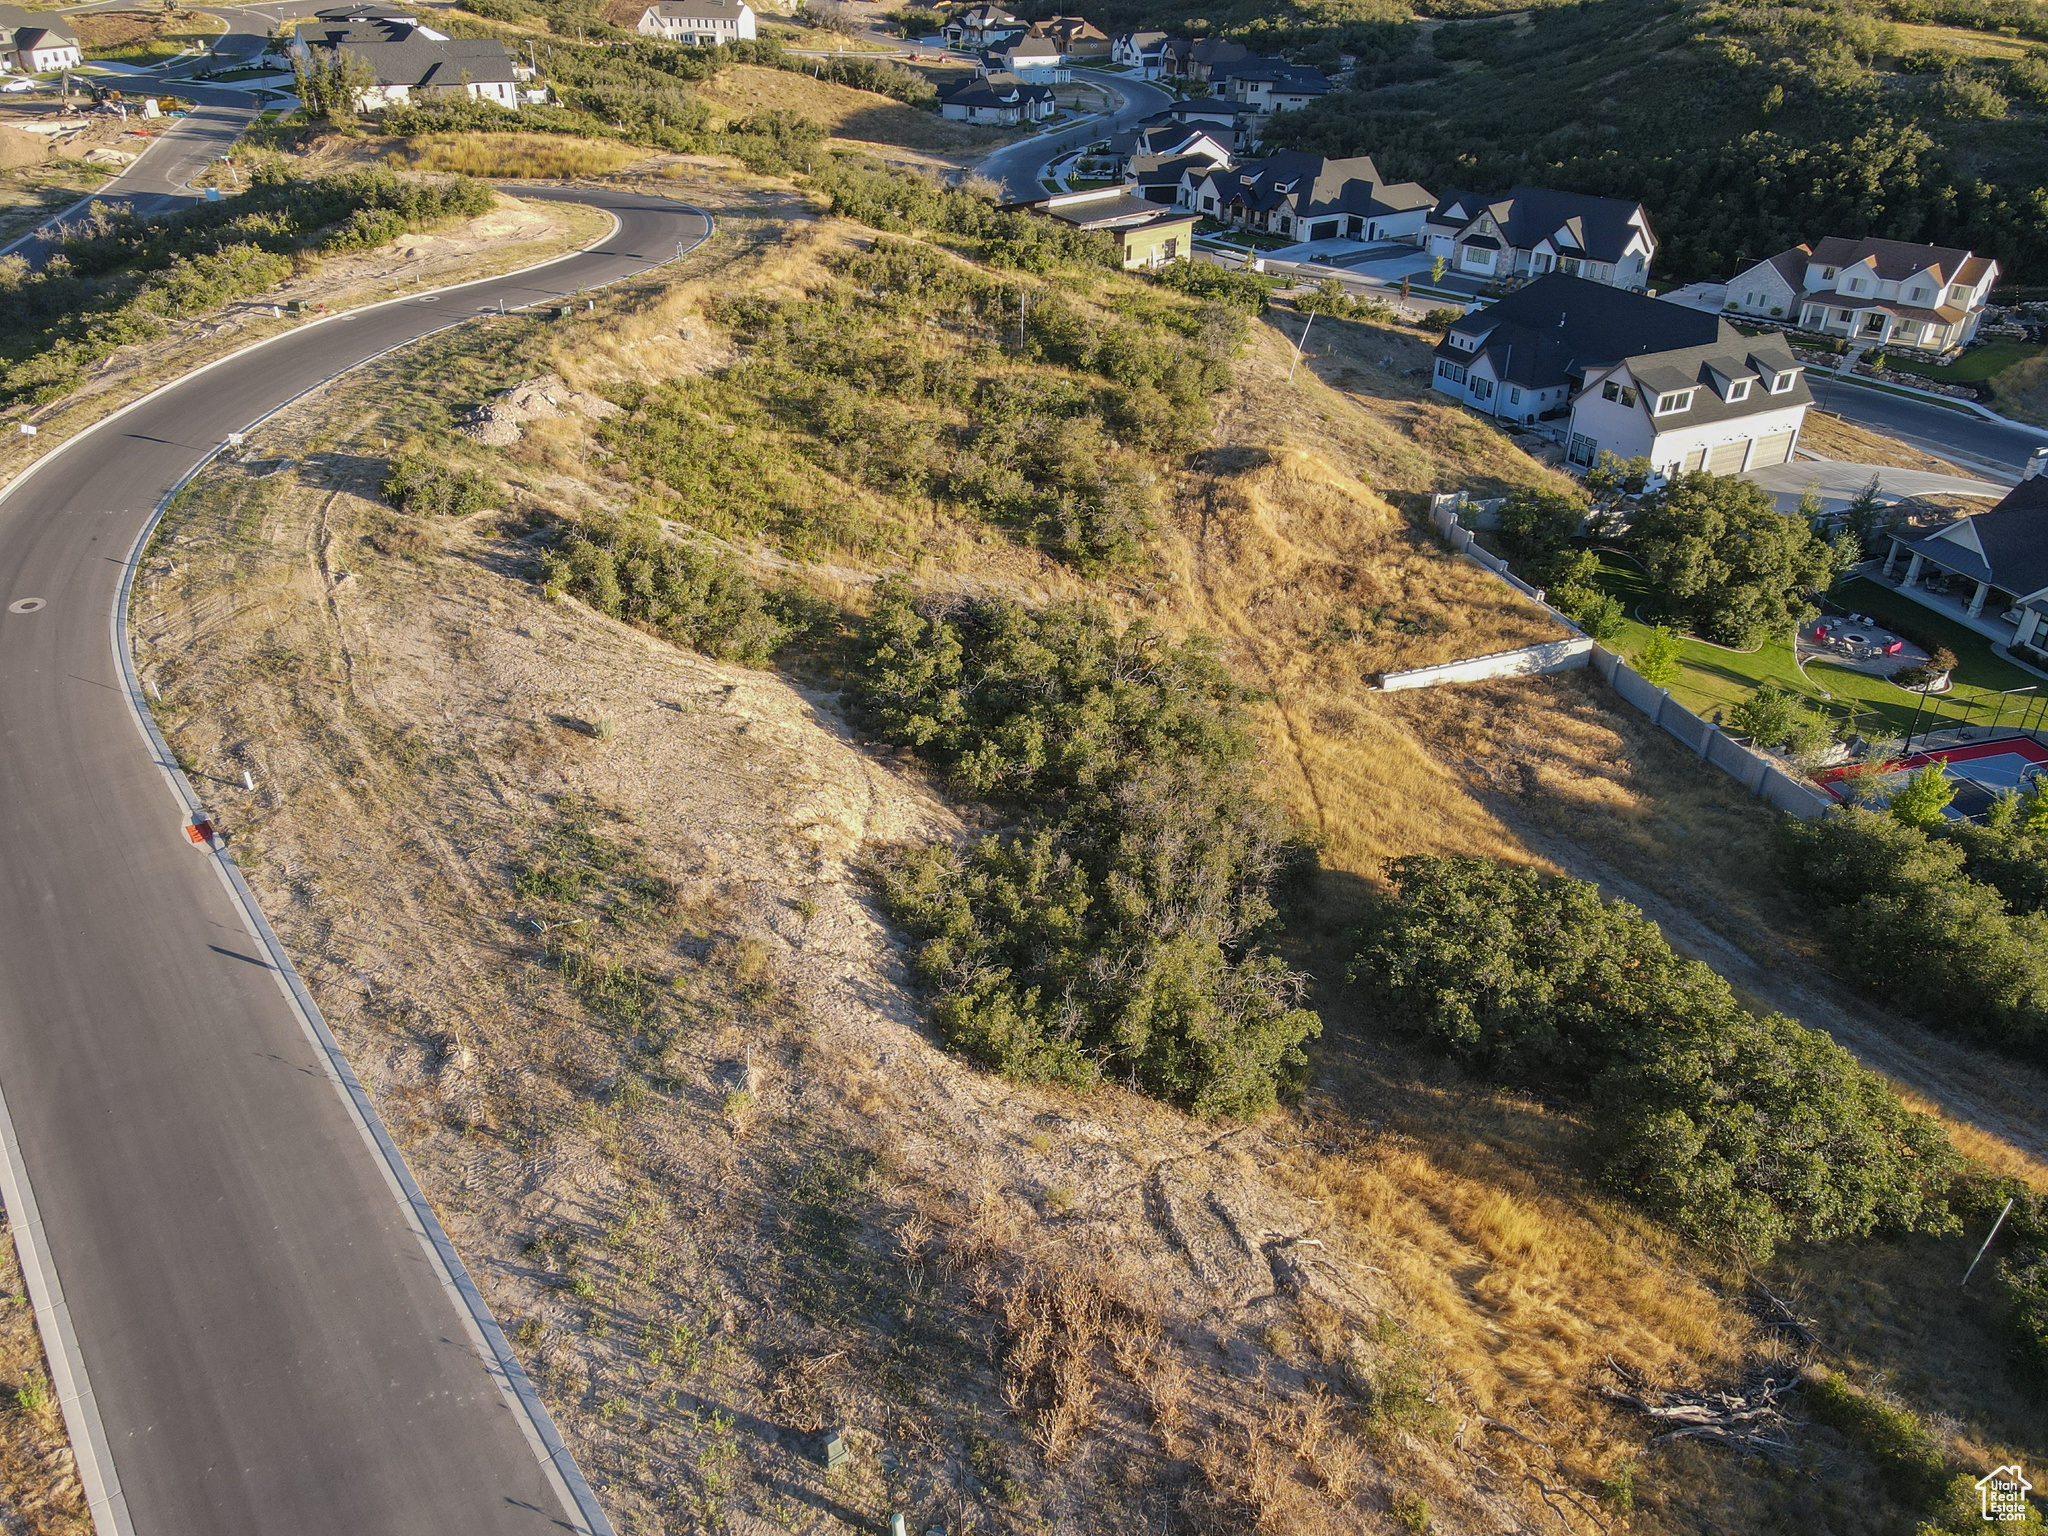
0;1219;88;1535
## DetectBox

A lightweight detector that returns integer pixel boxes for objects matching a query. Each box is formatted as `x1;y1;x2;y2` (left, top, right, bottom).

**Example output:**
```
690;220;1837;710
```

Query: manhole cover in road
8;598;44;614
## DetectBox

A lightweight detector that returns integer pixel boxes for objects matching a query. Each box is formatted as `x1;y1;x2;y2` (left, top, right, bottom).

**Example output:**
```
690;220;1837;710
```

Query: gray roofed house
1108;116;1232;179
938;69;1053;124
294;10;519;109
636;0;757;45
1;4;80;71
1883;469;2048;656
1425;185;1657;292
1014;185;1199;269
1160;37;1250;81
1111;29;1168;74
1211;56;1330;112
1722;235;1999;352
1188;151;1435;242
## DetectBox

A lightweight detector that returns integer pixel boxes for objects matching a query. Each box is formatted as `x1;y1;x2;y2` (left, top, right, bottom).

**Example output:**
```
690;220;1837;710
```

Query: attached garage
1681;446;1708;474
1310;220;1340;240
1706;439;1750;475
1749;430;1796;467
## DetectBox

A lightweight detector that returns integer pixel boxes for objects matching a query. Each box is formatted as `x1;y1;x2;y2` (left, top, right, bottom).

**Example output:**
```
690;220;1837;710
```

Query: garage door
1311;220;1340;240
1750;430;1795;467
1707;439;1750;475
1682;447;1708;474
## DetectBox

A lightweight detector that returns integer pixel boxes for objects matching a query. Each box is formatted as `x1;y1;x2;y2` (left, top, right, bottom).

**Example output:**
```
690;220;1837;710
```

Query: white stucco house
1;6;81;72
295;7;518;109
988;33;1069;82
636;0;755;44
1213;58;1330;114
1424;186;1657;291
1433;274;1813;482
1723;236;1998;353
1111;30;1168;75
1189;151;1434;243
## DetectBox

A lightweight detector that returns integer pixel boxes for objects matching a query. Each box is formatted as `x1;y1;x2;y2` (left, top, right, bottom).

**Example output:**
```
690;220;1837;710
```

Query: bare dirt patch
0;1219;88;1535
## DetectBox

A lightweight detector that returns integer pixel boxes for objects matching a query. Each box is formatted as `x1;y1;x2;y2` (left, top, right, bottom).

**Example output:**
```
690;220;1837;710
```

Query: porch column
2017;608;2042;648
1883;539;1902;578
1905;551;1924;586
1970;580;1990;619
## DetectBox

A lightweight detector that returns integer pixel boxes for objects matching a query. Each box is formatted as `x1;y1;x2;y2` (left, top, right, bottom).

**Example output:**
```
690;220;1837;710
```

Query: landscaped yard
1886;337;2045;385
1588;554;2044;740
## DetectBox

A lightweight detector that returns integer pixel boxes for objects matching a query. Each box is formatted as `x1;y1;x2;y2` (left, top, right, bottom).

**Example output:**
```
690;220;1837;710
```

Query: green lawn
1886;337;2045;385
1588;556;2043;739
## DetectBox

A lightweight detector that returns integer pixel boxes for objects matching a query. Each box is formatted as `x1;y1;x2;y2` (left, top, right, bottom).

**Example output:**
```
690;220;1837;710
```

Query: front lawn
1884;337;2043;385
1586;555;2043;740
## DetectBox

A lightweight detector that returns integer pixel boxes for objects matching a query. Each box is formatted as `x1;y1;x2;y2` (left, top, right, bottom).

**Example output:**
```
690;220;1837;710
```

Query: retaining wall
1381;635;1594;691
1417;499;1835;818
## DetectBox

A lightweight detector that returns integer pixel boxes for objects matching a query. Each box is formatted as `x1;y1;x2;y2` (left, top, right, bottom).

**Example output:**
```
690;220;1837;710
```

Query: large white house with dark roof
636;0;754;45
1723;236;1998;352
0;5;81;72
1190;152;1435;243
1424;186;1657;291
296;6;518;108
1434;275;1813;482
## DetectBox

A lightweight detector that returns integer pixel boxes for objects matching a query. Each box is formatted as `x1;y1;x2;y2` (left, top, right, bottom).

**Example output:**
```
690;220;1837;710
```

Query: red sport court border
1818;735;2048;808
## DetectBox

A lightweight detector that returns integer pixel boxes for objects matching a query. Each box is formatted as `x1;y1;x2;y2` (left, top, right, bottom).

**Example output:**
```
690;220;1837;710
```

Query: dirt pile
457;373;621;446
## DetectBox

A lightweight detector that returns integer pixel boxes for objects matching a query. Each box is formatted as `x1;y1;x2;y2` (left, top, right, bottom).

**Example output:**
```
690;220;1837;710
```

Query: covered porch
1879;536;2042;649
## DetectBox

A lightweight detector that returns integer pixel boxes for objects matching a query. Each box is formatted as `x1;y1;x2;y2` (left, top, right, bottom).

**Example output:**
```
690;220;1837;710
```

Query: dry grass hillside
132;171;2048;1534
689;64;1014;155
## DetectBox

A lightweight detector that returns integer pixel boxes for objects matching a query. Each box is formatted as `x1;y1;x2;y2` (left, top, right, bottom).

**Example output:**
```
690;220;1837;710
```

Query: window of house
1770;371;1794;394
1654;391;1692;415
1822;266;1837;279
1471;377;1494;400
1508;387;1521;404
1437;360;1467;386
1559;257;1581;276
1567;433;1597;467
1726;379;1750;402
1908;286;1928;302
1620;386;1638;407
1948;283;1970;305
1603;380;1620;401
1847;277;1866;293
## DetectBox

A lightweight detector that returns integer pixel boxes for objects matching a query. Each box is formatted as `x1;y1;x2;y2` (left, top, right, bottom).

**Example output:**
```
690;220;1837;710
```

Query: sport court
1819;736;2048;820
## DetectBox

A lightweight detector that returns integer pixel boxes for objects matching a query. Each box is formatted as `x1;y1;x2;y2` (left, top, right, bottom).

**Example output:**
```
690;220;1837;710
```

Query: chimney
2028;448;2048;482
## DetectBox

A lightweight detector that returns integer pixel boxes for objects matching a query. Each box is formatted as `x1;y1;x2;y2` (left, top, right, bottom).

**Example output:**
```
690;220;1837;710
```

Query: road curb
0;186;709;1536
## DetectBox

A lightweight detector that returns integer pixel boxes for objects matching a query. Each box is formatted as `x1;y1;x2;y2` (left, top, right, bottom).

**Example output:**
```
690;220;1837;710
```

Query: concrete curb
0;187;708;1536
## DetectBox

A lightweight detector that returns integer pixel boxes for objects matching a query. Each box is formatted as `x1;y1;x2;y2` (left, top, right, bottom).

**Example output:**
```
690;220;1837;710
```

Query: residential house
1160;37;1250;82
1190;152;1435;243
988;32;1068;82
1567;330;1811;479
942;4;1019;49
1882;465;2048;656
294;7;518;109
938;70;1052;124
1111;30;1168;75
1154;95;1259;147
636;0;755;45
1018;187;1198;269
1110;115;1232;179
0;6;80;72
1128;152;1224;207
1213;57;1330;113
1424;186;1657;291
1033;16;1108;59
1725;236;1998;352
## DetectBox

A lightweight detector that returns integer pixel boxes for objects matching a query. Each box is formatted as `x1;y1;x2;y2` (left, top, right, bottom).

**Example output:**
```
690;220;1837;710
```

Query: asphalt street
1807;372;2048;478
976;69;1175;202
0;187;708;1536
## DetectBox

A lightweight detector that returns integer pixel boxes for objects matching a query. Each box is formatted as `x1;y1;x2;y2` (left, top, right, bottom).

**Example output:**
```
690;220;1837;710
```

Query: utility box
820;1429;849;1470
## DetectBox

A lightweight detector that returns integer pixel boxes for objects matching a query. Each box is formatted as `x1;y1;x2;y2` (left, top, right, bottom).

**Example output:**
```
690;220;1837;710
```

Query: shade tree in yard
1629;472;1844;649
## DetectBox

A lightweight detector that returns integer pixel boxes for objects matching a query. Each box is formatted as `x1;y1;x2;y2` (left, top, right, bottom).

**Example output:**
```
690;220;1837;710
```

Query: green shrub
1803;1373;1949;1509
1353;856;1961;1261
540;513;788;665
1152;259;1276;312
1727;681;1830;754
859;581;1319;1117
1634;625;1682;687
1780;808;2048;1058
382;450;499;517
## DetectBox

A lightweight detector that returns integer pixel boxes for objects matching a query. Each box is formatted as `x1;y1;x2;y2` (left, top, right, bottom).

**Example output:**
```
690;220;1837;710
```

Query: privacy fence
1397;493;1834;819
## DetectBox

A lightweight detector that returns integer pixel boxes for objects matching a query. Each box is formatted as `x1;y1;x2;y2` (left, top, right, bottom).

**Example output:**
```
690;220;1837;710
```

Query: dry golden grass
691;63;1015;152
0;1221;88;1534
1798;408;1979;476
399;132;648;179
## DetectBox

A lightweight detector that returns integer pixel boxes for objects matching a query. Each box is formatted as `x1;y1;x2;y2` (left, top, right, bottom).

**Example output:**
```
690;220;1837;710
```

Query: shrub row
810;160;1119;273
1352;855;1961;1262
1779;807;2048;1059
540;511;789;666
859;581;1321;1118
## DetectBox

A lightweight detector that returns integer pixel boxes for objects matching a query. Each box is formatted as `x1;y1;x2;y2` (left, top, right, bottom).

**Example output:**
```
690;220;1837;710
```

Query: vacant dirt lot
689;63;1016;155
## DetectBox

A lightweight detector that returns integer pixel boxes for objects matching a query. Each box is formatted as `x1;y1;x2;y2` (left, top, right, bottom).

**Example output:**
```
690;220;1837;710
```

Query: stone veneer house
1189;152;1434;243
1721;236;1998;353
1424;186;1657;291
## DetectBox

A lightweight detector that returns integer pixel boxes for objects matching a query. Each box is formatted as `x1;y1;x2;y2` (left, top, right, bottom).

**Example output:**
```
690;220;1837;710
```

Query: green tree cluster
1493;488;1625;638
1353;855;1961;1262
540;512;789;665
1780;807;2048;1057
381;450;500;519
858;582;1320;1118
812;159;1119;272
1727;681;1833;755
1629;473;1842;648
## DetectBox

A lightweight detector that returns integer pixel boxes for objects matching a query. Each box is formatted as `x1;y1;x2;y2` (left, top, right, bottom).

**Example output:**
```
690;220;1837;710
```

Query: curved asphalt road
1808;372;2048;479
0;187;709;1536
977;69;1175;202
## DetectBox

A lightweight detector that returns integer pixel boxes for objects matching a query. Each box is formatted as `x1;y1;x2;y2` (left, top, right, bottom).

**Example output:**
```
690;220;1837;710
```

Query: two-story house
1567;332;1811;480
1;6;80;73
1212;57;1330;113
942;4;1020;49
1424;187;1657;291
1190;152;1434;243
987;32;1068;81
295;6;518;110
1159;37;1250;81
1033;16;1108;59
636;0;755;44
1113;117;1232;183
938;69;1053;124
1883;467;2048;652
1111;30;1168;75
1723;236;1999;353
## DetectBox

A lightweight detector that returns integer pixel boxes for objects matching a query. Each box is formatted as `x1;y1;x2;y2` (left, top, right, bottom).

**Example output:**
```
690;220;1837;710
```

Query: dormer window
1770;371;1795;394
1822;266;1838;279
1654;390;1693;416
1947;283;1971;305
1908;286;1929;303
1726;379;1751;402
1847;277;1866;293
